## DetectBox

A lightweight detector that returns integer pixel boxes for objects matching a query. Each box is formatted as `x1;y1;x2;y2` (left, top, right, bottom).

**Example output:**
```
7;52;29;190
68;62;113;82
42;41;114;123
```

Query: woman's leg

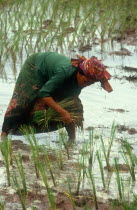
65;122;76;142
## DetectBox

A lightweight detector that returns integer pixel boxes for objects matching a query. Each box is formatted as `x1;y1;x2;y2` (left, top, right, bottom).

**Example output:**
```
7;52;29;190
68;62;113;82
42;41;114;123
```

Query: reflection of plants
122;139;136;181
0;138;12;186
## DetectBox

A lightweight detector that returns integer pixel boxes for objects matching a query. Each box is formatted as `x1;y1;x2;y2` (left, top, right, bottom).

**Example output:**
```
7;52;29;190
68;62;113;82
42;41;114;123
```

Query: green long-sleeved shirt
34;52;82;100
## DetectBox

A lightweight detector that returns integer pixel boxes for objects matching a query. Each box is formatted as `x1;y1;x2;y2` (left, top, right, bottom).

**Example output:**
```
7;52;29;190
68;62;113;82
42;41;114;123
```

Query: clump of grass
0;138;12;186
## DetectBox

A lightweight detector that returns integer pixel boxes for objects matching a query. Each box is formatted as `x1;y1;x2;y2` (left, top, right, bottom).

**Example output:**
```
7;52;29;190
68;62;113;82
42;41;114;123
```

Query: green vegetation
0;126;137;208
0;0;137;78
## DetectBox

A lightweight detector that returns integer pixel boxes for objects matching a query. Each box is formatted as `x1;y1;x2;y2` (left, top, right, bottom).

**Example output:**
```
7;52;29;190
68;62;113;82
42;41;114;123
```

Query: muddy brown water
0;35;137;209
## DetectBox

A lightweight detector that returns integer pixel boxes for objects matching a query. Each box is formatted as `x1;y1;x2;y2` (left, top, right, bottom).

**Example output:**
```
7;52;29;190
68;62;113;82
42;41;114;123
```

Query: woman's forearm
40;97;73;124
40;97;66;114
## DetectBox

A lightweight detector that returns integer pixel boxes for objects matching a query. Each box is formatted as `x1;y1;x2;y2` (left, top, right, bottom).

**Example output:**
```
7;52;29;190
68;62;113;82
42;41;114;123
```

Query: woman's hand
60;110;73;124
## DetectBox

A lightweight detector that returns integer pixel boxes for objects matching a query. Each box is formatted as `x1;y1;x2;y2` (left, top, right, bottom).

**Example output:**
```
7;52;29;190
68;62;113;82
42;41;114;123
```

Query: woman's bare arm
39;97;73;124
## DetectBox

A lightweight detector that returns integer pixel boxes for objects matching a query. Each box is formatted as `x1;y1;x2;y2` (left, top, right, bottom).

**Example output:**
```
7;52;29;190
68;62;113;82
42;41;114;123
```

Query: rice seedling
13;153;27;196
75;157;83;196
121;139;136;182
89;128;95;170
67;178;76;210
59;131;70;160
0;199;5;210
0;138;12;186
20;126;40;178
40;146;56;187
96;151;106;189
87;169;98;210
37;162;56;210
45;139;64;171
33;97;82;131
100;122;116;172
106;170;113;191
107;122;116;162
12;172;27;210
56;135;64;170
114;158;124;201
100;136;111;172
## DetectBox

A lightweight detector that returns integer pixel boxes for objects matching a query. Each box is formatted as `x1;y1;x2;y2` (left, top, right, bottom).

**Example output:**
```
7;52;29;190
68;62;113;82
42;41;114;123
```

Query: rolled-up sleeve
37;68;66;98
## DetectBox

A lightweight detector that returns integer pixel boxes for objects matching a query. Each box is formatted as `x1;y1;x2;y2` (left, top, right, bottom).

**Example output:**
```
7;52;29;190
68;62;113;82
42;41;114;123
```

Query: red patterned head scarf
71;55;113;92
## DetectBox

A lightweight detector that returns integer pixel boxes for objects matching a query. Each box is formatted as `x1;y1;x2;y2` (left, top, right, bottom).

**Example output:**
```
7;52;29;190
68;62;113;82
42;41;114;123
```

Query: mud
109;48;132;56
117;125;137;135
104;164;129;172
12;140;30;151
79;44;92;52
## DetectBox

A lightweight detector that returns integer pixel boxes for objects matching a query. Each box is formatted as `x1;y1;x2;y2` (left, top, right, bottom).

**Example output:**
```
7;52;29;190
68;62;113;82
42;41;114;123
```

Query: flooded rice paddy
0;36;137;209
0;1;137;208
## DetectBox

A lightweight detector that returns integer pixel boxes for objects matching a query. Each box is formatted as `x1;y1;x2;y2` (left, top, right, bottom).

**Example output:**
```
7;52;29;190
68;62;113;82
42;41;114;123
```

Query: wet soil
117;125;137;135
104;164;129;172
0;141;122;210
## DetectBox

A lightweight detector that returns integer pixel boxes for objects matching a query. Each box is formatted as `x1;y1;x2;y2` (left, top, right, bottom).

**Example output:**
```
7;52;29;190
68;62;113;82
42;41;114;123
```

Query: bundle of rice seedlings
32;97;83;130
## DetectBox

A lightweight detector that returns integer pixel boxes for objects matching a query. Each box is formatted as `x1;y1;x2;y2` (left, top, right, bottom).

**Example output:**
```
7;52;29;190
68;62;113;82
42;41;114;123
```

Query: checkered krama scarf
71;55;113;92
